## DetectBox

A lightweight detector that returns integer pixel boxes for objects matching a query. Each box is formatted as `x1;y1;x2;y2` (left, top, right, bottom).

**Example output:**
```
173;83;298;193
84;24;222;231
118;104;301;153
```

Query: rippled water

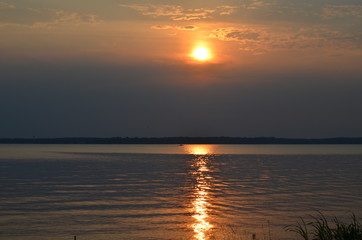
0;144;362;240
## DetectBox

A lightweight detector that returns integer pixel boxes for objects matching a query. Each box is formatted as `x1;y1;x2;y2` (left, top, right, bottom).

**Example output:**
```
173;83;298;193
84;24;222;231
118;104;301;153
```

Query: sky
0;0;362;138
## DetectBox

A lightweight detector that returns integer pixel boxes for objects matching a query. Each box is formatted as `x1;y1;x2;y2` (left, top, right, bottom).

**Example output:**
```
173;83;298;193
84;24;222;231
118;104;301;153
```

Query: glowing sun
192;47;211;61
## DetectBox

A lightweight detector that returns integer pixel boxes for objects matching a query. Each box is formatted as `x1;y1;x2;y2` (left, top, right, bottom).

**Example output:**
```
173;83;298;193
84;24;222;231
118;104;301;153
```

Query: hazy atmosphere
1;0;362;138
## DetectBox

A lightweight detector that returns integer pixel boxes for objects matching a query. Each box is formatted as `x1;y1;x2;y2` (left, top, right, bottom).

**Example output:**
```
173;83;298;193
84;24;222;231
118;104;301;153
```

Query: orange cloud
217;5;239;15
210;25;361;54
151;25;174;30
151;24;199;31
120;4;183;17
176;25;199;30
120;4;239;21
244;0;274;10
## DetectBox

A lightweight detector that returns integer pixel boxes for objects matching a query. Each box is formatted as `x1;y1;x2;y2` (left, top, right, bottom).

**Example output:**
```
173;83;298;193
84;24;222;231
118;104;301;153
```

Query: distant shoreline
1;137;362;144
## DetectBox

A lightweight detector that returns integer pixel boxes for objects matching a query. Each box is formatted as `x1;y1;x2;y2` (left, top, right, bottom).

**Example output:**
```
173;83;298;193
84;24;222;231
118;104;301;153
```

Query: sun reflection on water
187;145;214;240
186;145;213;155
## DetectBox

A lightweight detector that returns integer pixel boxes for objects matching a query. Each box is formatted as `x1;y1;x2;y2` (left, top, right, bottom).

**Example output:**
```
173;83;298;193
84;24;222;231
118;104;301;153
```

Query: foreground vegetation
286;212;362;240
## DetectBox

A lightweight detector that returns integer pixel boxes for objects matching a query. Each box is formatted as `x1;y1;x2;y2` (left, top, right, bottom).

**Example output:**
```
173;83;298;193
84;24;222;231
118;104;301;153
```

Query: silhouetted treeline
1;137;362;144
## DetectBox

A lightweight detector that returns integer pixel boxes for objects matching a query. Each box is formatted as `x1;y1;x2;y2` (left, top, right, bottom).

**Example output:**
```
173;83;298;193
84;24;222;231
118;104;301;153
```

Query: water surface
0;144;361;240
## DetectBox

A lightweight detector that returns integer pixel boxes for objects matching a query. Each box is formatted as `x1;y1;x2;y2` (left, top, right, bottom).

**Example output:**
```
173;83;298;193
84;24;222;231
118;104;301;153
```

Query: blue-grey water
0;144;362;240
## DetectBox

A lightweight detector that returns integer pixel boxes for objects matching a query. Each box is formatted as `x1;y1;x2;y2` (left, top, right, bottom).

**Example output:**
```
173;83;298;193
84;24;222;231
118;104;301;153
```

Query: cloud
322;5;362;19
217;5;239;15
120;4;183;17
120;4;214;21
46;9;98;25
243;0;274;10
120;4;239;21
0;7;99;28
151;24;199;31
172;8;215;21
210;27;267;53
151;25;174;30
176;25;199;30
290;26;361;49
210;25;361;53
225;31;260;40
0;1;14;9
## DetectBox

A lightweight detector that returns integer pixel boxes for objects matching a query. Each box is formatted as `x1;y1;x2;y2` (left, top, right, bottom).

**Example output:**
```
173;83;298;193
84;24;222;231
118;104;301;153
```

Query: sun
192;47;211;61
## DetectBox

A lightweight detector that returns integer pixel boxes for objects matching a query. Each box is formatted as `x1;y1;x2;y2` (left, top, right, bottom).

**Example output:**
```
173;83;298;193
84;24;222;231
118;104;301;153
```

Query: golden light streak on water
188;145;214;240
192;187;213;240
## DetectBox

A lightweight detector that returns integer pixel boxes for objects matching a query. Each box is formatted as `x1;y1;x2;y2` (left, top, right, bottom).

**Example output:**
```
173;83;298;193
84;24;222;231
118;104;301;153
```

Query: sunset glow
1;0;362;239
187;145;213;155
1;0;361;142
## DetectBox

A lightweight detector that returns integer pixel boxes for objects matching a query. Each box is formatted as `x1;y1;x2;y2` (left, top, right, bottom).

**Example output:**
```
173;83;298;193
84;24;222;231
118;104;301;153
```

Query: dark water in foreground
0;144;362;240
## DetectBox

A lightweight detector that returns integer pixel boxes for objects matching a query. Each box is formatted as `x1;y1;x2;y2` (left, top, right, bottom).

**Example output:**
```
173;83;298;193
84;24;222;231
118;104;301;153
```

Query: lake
0;144;362;240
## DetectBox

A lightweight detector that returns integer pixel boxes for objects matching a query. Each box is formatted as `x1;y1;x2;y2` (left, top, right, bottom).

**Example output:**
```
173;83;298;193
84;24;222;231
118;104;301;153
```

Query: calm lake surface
1;144;362;240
